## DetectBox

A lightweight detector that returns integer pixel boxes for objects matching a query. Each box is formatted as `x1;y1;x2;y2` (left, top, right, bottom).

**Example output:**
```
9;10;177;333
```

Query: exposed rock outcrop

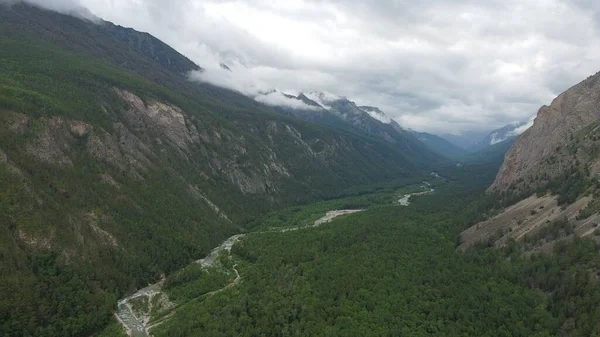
25;117;74;166
117;89;201;152
492;73;600;189
0;148;7;164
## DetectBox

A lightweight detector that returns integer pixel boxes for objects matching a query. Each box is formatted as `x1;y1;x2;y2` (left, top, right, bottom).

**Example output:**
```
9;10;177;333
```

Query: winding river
115;179;437;336
115;209;364;336
115;177;435;337
397;182;435;206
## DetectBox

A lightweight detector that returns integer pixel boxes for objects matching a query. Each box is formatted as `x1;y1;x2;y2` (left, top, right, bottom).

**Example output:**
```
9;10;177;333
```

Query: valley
143;167;600;337
4;2;600;337
114;179;437;336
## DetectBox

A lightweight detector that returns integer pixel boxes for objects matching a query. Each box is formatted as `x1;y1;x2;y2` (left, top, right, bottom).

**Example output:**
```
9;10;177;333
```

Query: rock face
273;92;440;165
458;195;594;251
491;72;600;189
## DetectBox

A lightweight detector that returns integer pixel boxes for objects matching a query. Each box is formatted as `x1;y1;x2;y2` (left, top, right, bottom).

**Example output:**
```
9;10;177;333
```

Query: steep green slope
275;97;441;167
463;137;516;165
0;4;443;337
410;130;467;160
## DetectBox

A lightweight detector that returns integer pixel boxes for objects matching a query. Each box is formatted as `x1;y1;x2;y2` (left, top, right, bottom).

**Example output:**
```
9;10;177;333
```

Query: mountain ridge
491;71;600;190
0;4;443;336
409;130;467;160
266;90;442;165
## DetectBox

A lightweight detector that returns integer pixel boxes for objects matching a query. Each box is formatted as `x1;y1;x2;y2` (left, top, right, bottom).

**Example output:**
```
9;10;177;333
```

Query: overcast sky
18;0;600;134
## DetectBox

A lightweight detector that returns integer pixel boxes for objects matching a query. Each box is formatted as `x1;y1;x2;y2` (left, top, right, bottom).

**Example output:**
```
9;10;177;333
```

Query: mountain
0;4;443;336
469;122;527;152
460;70;600;253
102;22;202;74
463;137;517;165
270;91;441;165
409;130;467;160
359;105;393;124
5;4;600;337
491;72;600;192
439;130;493;150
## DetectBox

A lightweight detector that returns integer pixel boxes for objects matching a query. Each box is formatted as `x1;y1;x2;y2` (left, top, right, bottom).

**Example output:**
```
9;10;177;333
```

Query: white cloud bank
254;91;320;110
12;0;600;133
2;0;99;21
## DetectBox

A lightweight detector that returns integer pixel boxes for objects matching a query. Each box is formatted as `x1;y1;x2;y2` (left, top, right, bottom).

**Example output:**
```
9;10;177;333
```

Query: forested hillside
5;3;600;337
148;165;600;337
0;4;442;336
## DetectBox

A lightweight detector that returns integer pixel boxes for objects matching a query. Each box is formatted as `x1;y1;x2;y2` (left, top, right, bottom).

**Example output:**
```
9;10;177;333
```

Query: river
115;209;364;336
116;179;439;336
397;181;435;206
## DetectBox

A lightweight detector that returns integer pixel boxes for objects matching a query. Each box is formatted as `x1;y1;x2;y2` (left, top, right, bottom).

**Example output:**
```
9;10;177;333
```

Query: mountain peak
302;91;344;109
359;106;393;124
491;70;600;189
487;122;528;146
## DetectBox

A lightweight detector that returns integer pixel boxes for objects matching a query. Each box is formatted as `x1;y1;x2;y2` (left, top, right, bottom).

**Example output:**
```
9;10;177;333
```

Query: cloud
2;0;99;21
254;91;320;110
187;61;270;97
17;0;600;133
512;115;536;135
186;60;323;110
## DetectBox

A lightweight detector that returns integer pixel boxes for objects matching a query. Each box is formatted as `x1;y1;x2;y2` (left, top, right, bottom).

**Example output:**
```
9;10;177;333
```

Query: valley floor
113;181;437;336
109;171;600;337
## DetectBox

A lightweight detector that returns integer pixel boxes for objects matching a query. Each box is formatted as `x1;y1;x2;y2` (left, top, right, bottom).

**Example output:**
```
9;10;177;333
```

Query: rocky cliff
491;72;600;190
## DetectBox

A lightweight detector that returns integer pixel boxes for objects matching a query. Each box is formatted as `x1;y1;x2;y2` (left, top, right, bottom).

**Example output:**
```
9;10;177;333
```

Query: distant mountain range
409;130;467;160
468;122;528;152
257;89;531;162
263;90;441;165
438;122;530;154
439;130;493;150
200;63;530;162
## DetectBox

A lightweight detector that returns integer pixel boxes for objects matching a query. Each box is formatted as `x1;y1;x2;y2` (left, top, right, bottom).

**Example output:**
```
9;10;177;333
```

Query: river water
115;210;364;336
397;182;435;206
116;179;438;336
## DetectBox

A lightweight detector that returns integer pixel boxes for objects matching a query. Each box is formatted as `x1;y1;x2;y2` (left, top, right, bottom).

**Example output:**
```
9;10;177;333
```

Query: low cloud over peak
2;0;99;21
23;0;600;133
254;91;321;111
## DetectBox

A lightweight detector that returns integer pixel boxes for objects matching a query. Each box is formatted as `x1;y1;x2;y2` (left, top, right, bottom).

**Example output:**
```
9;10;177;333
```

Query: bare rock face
492;72;600;189
458;195;596;252
86;127;126;169
18;228;55;250
116;89;200;152
0;148;7;164
0;110;154;179
70;212;119;248
25;117;74;166
3;112;30;135
69;120;90;137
